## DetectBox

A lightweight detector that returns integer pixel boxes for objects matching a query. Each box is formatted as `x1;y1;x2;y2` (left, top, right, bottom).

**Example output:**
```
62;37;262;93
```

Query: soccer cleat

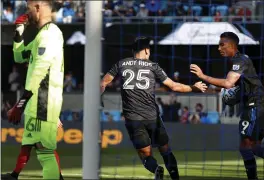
154;166;164;180
1;173;18;180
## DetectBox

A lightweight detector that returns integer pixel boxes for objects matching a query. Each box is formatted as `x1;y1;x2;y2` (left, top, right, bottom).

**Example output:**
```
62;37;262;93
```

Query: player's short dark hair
132;36;151;53
220;32;239;46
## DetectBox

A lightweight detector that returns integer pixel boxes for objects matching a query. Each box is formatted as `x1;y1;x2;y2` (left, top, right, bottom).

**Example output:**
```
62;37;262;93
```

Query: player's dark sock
252;144;264;158
1;173;18;180
10;171;19;179
160;150;179;180
13;146;32;175
142;156;159;173
244;159;258;180
240;148;258;179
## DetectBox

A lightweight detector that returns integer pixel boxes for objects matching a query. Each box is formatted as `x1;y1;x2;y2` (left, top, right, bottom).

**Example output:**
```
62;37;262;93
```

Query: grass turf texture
1;145;264;179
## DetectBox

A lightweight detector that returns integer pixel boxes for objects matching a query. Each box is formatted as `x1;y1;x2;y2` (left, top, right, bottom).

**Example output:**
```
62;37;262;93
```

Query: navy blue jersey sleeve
154;64;168;82
231;57;248;75
108;62;119;77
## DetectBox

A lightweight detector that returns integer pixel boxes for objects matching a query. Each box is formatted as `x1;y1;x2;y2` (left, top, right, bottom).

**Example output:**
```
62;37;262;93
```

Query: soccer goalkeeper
2;0;64;179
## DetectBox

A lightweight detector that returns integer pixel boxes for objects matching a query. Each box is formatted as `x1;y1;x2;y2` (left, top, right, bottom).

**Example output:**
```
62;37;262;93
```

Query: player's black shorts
239;104;264;142
125;117;169;149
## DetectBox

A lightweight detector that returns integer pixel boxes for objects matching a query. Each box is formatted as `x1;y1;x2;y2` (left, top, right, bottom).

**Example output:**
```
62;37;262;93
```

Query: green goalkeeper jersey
13;22;64;122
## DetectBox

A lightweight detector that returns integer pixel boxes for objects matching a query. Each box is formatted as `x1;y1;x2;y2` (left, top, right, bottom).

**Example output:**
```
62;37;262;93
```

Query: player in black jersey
101;36;207;180
190;32;264;180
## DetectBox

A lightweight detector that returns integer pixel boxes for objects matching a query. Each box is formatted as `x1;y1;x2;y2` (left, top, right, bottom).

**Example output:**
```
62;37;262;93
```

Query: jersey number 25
123;69;150;90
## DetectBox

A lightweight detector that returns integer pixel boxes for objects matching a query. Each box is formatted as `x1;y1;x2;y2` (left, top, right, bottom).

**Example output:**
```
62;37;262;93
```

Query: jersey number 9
123;69;150;90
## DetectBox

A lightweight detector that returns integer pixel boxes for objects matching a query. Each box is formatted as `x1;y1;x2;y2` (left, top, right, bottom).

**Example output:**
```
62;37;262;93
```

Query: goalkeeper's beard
27;13;38;26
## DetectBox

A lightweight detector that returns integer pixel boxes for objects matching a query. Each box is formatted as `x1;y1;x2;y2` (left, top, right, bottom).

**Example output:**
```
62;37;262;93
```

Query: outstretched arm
190;64;241;89
163;78;207;92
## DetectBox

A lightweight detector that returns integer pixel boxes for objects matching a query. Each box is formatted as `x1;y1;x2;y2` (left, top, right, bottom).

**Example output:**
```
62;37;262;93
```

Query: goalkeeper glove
14;14;29;43
7;90;33;125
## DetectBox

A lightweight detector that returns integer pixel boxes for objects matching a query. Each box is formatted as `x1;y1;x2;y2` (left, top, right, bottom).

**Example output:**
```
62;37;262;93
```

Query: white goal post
83;1;103;179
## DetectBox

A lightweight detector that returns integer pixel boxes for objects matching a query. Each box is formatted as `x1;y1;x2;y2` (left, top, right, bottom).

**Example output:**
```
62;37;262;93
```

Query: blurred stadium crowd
1;0;261;23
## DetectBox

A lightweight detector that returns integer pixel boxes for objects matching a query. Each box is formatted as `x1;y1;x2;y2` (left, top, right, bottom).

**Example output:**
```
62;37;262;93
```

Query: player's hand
14;14;29;42
193;81;207;92
7;90;32;125
190;64;204;79
57;119;63;129
7;105;22;125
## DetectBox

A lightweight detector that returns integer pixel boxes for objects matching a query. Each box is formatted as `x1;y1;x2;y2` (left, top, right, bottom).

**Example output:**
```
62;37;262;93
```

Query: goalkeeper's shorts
22;115;57;150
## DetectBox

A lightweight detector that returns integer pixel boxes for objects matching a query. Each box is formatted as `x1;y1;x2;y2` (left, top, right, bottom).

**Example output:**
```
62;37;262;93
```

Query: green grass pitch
1;145;264;179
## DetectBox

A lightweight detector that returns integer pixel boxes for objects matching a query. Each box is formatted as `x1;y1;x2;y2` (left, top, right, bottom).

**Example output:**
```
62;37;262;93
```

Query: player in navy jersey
190;32;264;180
101;36;207;180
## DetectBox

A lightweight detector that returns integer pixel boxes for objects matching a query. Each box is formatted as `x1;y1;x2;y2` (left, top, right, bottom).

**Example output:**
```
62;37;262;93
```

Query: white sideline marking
101;174;152;179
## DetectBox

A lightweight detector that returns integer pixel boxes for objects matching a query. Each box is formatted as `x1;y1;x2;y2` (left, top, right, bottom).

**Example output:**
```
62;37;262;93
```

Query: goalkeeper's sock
240;148;258;179
54;150;64;180
36;149;60;180
160;149;179;180
142;156;159;173
12;145;32;177
54;150;61;172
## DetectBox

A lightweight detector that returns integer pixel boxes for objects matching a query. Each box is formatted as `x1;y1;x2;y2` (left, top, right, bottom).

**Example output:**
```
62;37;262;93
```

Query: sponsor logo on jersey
38;47;46;56
232;65;240;71
27;133;32;138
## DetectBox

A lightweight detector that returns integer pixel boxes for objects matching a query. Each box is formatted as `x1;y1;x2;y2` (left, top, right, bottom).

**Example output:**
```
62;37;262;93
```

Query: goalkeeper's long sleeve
13;41;33;63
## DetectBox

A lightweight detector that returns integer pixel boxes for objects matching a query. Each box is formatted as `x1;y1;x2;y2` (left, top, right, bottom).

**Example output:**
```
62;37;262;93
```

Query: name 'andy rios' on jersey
107;57;168;121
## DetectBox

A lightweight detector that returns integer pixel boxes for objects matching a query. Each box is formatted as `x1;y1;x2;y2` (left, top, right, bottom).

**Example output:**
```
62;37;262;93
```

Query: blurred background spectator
188;103;207;124
62;0;75;23
173;71;180;82
136;3;149;21
8;65;21;92
156;97;164;119
180;106;189;124
1;101;11;120
214;11;222;22
163;93;181;122
64;71;77;92
2;5;14;22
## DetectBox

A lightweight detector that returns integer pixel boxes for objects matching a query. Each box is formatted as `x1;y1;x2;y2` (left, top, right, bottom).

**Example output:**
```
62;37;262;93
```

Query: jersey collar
38;21;53;32
232;51;240;58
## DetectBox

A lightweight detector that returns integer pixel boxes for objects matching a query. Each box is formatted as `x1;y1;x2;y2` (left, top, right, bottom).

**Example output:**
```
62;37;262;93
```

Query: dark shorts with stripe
239;105;264;142
125;117;169;149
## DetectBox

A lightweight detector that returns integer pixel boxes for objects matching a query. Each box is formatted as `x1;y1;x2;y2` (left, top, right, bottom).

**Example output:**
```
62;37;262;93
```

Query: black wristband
190;85;201;92
15;90;33;110
13;30;23;43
